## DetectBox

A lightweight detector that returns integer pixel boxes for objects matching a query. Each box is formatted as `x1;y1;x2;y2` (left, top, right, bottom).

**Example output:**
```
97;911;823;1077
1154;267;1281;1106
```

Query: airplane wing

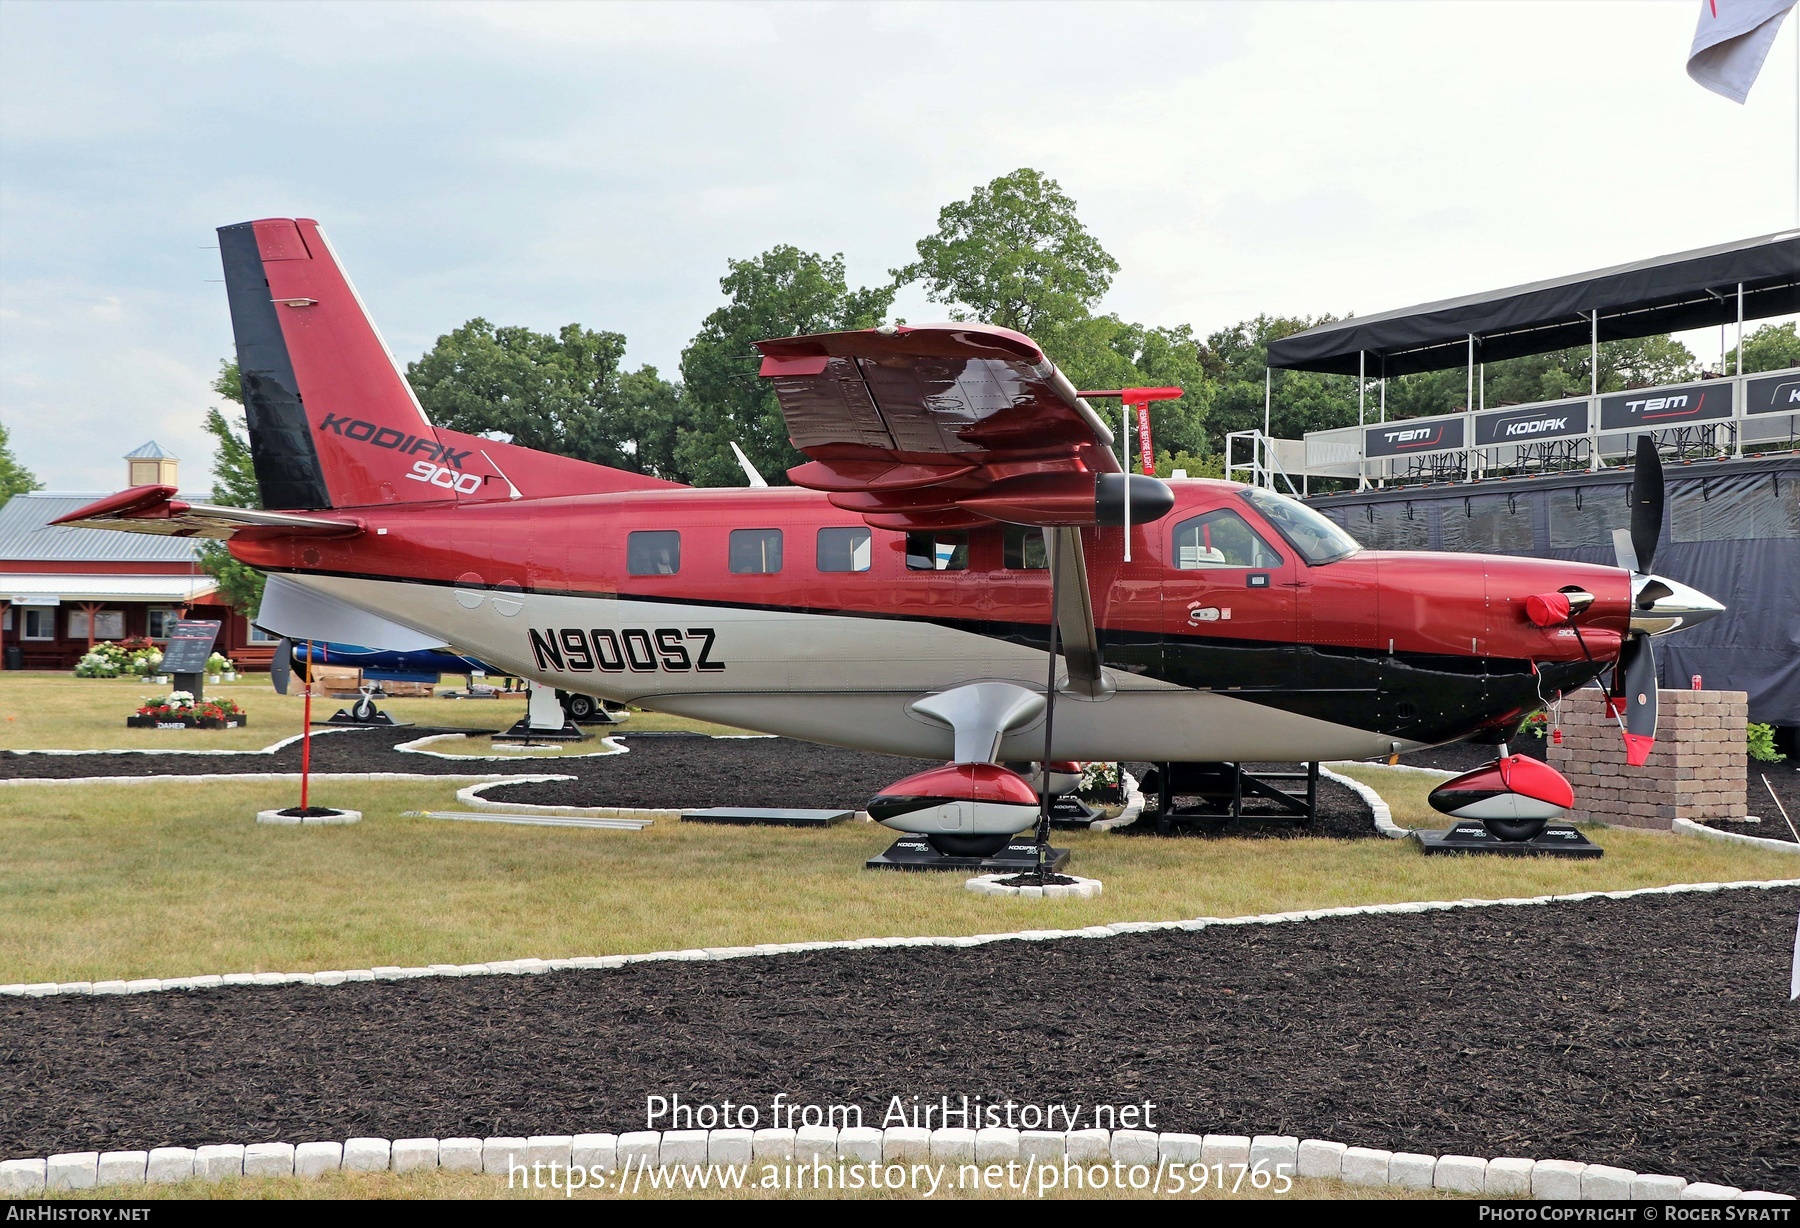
756;323;1126;533
51;485;362;540
758;323;1147;698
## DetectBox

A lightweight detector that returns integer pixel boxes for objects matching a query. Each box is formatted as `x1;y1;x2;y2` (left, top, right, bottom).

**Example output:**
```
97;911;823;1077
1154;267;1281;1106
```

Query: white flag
1688;0;1797;103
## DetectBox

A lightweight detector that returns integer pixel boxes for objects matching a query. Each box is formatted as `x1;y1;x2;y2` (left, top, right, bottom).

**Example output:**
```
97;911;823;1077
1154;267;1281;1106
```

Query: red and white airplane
59;219;1724;854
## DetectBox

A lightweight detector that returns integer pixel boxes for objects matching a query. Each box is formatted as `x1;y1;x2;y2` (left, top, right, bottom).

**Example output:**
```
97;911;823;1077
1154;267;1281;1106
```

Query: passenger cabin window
729;528;783;575
1172;510;1284;570
1002;526;1048;570
905;530;969;571
817;526;871;573
627;530;681;576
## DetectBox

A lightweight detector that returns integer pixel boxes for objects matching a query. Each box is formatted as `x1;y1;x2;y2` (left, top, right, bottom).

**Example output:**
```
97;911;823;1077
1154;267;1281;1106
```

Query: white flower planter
965;874;1103;899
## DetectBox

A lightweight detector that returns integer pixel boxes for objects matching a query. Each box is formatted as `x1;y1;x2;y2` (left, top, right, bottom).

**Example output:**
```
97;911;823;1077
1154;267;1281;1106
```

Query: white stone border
454;778;676;820
1674;818;1800;855
0;1126;1789;1199
966;874;1102;899
1319;765;1408;838
2;726;364;759
256;808;362;827
395;733;629;762
1088;771;1143;831
5;879;1792;1000
0;771;528;788
1329;760;1455;780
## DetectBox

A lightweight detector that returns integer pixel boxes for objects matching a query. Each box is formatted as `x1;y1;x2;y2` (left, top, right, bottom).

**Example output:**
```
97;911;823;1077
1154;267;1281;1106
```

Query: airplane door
1160;507;1301;692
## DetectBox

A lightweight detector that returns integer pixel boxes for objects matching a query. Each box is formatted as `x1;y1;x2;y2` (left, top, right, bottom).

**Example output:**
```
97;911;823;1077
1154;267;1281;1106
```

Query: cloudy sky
2;0;1794;491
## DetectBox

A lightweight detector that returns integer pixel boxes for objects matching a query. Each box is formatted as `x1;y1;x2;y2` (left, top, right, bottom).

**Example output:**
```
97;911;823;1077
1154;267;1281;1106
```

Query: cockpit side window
1171;510;1284;570
1239;487;1362;565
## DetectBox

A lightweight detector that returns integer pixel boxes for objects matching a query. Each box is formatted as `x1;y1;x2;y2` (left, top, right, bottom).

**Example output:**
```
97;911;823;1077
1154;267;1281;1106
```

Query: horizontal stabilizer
51;486;361;540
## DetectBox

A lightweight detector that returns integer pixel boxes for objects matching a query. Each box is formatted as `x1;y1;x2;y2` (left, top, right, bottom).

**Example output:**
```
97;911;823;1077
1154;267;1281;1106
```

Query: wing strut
1049;527;1110;699
1033;536;1064;882
1034;526;1113;881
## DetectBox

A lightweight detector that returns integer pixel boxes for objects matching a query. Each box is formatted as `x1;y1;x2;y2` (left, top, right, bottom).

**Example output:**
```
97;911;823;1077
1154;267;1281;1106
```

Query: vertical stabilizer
219;218;505;509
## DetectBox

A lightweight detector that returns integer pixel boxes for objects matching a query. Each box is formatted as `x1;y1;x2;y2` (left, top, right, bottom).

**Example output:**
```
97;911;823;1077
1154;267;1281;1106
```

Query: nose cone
1629;574;1726;636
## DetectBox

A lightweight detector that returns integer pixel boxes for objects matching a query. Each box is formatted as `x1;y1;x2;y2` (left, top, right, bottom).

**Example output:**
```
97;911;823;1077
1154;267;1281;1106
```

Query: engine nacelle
1428;754;1575;842
867;763;1041;839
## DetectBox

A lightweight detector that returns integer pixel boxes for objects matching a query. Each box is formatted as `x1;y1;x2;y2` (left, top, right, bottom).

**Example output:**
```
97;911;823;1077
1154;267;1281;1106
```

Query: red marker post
299;638;314;812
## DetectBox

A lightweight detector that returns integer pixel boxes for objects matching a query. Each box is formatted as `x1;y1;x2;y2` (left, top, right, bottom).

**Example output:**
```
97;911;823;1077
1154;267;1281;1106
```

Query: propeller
1628;434;1663;575
1613;633;1658;767
1608;437;1665;767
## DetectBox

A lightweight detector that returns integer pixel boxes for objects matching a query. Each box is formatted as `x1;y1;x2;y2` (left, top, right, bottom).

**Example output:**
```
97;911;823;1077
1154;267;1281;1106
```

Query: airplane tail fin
219;218;683;510
221;218;476;509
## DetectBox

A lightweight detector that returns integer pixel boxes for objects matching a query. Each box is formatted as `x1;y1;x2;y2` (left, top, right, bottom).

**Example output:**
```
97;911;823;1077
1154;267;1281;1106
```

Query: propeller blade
1629;435;1664;576
270;637;293;696
1611;527;1639;575
1618;634;1659;766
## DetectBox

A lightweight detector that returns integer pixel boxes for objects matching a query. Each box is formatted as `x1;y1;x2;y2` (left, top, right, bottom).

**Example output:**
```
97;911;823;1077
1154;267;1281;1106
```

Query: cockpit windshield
1239;487;1362;566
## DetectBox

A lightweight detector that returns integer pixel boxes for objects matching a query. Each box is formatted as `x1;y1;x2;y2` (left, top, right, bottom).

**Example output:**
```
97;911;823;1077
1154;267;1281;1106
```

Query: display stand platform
867;836;1071;873
1049;796;1100;828
324;710;411;728
682;807;854;828
1412;821;1603;858
492;716;587;743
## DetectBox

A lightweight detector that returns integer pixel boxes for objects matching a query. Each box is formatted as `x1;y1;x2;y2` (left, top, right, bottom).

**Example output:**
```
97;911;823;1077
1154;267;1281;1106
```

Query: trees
895;168;1118;338
195;362;268;618
1380;335;1700;421
408;320;687;479
1727;321;1800;374
677;245;895;487
0;421;41;500
894;169;1213;459
1203;315;1360;447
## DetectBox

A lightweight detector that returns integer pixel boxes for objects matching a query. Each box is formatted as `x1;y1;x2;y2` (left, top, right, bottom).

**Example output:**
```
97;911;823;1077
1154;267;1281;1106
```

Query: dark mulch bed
477;735;923;812
1744;763;1800;841
0;727;504;779
4;888;1796;1190
1397;740;1548;773
1112;764;1375;840
0;730;922;813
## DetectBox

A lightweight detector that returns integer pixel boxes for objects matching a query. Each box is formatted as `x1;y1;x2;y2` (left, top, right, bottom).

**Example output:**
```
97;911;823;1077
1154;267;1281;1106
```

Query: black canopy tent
1266;230;1800;378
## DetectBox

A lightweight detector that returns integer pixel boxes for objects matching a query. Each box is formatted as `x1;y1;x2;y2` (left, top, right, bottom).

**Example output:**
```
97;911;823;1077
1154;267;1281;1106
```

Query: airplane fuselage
231;479;1632;764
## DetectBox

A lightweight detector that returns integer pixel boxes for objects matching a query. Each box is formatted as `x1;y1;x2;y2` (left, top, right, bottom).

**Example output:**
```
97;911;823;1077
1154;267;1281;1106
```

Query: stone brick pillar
1546;688;1747;830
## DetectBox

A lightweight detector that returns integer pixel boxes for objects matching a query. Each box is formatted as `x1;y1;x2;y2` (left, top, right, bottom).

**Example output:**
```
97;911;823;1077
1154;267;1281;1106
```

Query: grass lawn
0;671;746;753
2;769;1793;986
